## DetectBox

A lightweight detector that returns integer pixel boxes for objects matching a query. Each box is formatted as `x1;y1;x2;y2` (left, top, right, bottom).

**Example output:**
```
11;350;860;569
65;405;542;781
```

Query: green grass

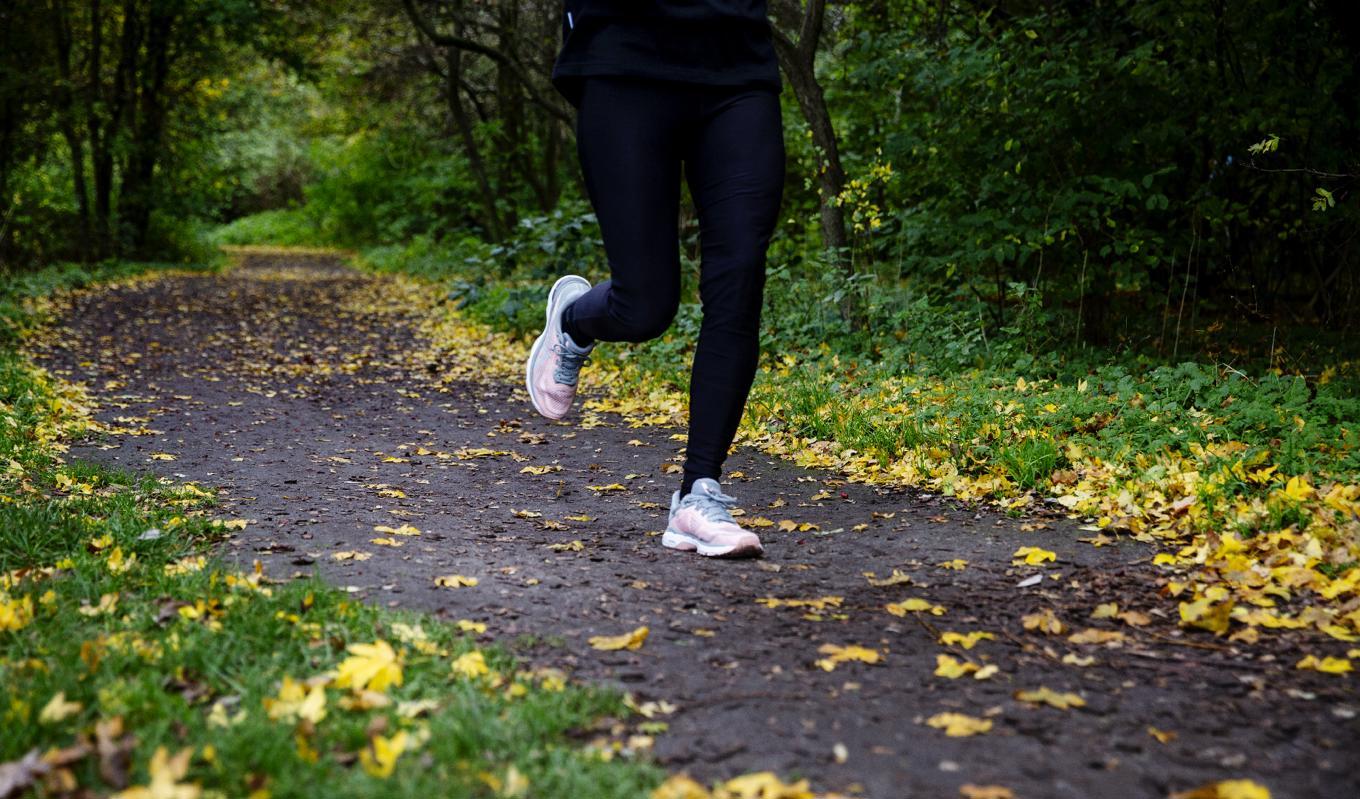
0;261;660;798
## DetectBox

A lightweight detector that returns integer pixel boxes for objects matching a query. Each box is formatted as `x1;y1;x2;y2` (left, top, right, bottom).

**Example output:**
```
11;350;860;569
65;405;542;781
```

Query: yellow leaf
373;524;420;536
778;520;798;532
112;746;198;799
1021;609;1067;635
937;559;969;570
960;786;1015;799
713;771;814;799
359;731;409;779
1090;603;1119;619
1170;779;1272;799
335;640;403;693
332;551;371;562
1067;628;1127;646
757;596;843;611
511;509;542;519
452;650;490;679
587;483;628;493
1014;686;1086;709
150;452;177;461
1012;546;1056;565
886;598;945;616
38;691;83;724
519;465;560;475
1282;476;1313;502
456;619;487;634
864;569;912;587
934;654;978;679
263;676;326;723
548;540;585;552
590;626;649;651
370;537;402;547
1147;726;1178;743
814;643;881;671
651;775;709;799
434;574;478;588
1179;597;1235;635
940;631;995;650
925;712;992;737
221;519;249;530
1295;655;1352;675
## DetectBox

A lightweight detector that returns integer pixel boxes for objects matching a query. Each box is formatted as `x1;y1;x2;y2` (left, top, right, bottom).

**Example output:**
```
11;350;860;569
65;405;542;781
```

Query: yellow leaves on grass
925;712;992;737
589;626;649;651
886;598;946;616
1014;686;1086;709
1;592;35;632
1295;654;1352;675
814;643;881;671
112;746;199;799
452;650;490;679
1012;546;1056;566
359;731;409;779
264;676;327;723
334;640;403;693
433;574;478;588
1171;779;1272;799
38;691;83;724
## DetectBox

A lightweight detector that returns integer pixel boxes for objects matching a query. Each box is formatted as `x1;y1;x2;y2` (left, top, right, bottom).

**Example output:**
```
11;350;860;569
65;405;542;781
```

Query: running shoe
526;275;594;420
664;478;764;558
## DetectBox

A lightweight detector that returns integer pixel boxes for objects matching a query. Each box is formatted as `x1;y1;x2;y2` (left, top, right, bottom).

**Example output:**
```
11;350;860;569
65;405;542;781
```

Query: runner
525;1;785;558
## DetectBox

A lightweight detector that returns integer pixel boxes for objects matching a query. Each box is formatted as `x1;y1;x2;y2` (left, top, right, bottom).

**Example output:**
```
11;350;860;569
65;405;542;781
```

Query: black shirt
551;1;781;107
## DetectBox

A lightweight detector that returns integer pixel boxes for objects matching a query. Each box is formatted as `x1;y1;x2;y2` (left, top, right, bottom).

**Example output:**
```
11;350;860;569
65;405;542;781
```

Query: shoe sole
526;275;588;419
662;528;764;559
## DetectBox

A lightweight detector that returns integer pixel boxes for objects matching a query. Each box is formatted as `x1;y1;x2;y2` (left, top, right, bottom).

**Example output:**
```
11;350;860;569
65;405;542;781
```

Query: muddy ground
29;252;1358;798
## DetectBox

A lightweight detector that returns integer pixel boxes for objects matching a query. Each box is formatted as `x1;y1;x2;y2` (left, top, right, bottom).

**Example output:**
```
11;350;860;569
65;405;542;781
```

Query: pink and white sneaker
526;275;594;420
664;478;764;558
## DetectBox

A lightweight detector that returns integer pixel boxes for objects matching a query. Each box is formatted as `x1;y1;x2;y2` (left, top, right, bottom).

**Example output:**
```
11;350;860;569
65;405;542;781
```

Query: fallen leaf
814;644;881;671
1295;655;1352;675
359;731;409;779
335;640;403;693
370;537;402;547
713;771;814;799
1148;726;1178;743
1179;597;1235;635
1014;686;1086;709
547;540;584;552
434;574;478;588
960;785;1015;799
1012;546;1057;565
1091;603;1119;619
934;654;979;679
925;712;992;737
1067;628;1127;646
111;747;198;799
1021;609;1067;635
589;626;649;651
452;651;490;679
940;631;995;650
1170;779;1272;799
937;559;968;570
864;569;912;587
332;550;371;562
886;598;946;616
757;596;843;611
263;676;326;723
587;483;627;493
38;692;83;724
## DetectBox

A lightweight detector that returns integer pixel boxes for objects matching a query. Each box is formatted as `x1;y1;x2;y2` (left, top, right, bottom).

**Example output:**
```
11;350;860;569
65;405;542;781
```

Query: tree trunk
447;44;506;241
119;2;173;255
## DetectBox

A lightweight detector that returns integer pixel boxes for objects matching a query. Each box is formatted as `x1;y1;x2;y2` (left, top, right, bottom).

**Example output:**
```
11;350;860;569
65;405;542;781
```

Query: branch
400;0;572;126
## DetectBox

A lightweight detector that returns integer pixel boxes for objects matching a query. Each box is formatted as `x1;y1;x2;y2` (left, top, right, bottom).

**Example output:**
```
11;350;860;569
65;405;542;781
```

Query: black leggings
561;76;785;495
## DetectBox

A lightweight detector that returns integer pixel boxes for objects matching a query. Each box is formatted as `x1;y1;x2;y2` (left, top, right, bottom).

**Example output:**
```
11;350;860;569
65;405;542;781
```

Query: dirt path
30;252;1357;798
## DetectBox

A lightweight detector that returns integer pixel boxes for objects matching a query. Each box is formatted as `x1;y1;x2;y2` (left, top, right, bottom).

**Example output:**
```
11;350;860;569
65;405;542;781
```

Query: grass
0;261;661;798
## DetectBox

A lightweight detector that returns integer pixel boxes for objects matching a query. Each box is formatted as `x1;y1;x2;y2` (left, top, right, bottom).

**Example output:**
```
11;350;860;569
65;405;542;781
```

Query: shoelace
681;486;739;523
551;331;591;386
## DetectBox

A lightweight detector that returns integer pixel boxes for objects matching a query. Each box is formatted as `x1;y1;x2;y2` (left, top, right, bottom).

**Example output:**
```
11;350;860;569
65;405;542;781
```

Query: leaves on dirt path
757;596;844;611
934;654;998;680
863;569;912;587
1014;687;1086;709
434;574;479;588
589;626;649;651
1179;595;1236;635
1012;546;1056;565
887;598;945;616
1170;779;1272;799
940;631;995;649
925;712;992;737
1295;654;1352;675
959;786;1015;799
814;644;882;671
